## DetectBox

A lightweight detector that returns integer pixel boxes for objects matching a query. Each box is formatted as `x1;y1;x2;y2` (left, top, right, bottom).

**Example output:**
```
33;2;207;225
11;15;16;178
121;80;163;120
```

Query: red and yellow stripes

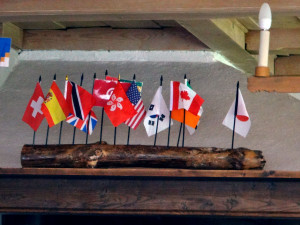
41;81;70;127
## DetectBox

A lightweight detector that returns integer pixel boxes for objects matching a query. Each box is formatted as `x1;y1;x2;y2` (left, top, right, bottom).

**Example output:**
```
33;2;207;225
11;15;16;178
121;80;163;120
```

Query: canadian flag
170;81;204;116
22;82;45;131
222;89;251;137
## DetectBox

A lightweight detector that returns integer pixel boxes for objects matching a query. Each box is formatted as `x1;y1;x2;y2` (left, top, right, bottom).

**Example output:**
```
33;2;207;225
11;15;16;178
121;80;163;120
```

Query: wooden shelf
2;168;300;217
0;168;300;179
248;75;300;93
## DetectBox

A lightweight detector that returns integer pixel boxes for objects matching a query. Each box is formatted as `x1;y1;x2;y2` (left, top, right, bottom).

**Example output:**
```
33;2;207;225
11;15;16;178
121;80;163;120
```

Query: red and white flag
222;89;251;137
104;81;137;127
93;79;131;107
22;82;45;131
170;81;204;116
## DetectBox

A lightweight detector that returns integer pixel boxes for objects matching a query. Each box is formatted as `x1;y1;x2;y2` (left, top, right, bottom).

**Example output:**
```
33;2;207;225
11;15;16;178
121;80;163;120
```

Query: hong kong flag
93;79;131;107
104;82;137;127
22;82;45;131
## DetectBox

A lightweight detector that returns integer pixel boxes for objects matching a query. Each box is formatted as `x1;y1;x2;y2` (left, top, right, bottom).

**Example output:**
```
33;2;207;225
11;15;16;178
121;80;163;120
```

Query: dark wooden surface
1;168;300;217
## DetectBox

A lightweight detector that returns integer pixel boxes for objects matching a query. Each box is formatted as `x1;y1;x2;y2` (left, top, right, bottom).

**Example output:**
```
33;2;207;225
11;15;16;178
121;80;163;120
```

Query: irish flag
41;81;70;127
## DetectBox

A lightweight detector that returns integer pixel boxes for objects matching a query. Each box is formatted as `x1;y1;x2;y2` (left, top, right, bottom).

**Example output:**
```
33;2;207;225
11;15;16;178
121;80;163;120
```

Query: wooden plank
178;19;257;74
2;169;300;217
154;20;180;27
59;21;108;28
246;29;300;55
2;168;300;179
251;16;300;29
248;76;300;93
2;22;23;49
103;20;161;28
22;27;208;51
238;17;260;30
12;21;66;30
275;56;300;76
2;1;300;22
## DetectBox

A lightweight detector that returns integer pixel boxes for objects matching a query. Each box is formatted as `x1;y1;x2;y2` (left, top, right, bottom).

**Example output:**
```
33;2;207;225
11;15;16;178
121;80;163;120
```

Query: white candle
258;3;272;67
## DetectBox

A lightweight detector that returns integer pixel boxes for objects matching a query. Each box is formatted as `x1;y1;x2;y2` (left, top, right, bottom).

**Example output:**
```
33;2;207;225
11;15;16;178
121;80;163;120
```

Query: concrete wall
0;51;299;169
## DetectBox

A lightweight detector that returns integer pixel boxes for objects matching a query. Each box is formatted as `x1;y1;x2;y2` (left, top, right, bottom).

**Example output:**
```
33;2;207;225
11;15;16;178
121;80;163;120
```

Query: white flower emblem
107;94;123;111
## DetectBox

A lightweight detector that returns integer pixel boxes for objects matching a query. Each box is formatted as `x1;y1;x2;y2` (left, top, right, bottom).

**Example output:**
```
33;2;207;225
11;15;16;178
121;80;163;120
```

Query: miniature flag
66;110;97;135
170;81;204;116
0;38;11;67
93;79;131;107
41;81;70;127
106;75;143;92
64;80;95;120
186;107;203;135
124;81;146;130
22;82;45;131
104;81;137;127
222;89;251;137
144;86;172;137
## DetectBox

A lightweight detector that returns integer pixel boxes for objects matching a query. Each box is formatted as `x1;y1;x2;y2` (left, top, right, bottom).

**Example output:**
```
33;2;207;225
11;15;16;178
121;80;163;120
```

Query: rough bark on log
21;143;266;170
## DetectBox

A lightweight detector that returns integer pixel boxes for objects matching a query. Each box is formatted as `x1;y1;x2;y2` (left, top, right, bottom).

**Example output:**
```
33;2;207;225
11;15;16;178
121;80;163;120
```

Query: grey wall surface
0;60;299;169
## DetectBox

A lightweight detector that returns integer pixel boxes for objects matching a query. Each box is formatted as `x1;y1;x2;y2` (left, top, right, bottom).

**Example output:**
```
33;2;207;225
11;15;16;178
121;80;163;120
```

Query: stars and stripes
66;110;97;135
125;81;146;130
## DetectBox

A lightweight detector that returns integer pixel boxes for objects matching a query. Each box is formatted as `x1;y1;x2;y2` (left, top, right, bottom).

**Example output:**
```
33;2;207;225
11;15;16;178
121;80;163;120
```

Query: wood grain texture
22;27;208;51
248;76;300;93
178;19;257;75
275;56;300;76
1;1;300;22
2;169;300;217
246;29;300;55
21;143;265;170
1;168;300;179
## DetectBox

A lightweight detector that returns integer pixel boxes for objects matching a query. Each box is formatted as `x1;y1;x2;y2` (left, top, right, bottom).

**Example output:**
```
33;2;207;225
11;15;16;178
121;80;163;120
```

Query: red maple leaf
180;90;190;101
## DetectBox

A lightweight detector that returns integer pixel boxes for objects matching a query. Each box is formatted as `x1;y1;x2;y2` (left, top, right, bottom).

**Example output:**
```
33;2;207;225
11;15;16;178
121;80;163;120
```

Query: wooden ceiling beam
2;1;300;22
2;22;23;49
275;56;300;76
178;19;257;74
21;27;208;51
246;29;300;55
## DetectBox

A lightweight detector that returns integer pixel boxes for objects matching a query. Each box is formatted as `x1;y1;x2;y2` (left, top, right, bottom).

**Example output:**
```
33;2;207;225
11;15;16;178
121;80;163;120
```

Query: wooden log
21;143;265;170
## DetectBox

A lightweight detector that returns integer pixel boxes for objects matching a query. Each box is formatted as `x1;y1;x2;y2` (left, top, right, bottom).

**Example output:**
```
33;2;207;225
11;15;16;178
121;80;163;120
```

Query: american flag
125;81;146;130
66;110;97;135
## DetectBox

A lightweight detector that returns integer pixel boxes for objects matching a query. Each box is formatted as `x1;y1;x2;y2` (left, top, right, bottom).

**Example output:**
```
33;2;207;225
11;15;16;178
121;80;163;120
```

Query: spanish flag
41;81;70;127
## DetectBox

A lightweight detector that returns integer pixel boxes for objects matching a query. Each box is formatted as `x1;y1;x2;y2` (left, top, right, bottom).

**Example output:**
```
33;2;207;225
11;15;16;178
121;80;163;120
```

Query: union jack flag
66;110;97;135
124;81;146;130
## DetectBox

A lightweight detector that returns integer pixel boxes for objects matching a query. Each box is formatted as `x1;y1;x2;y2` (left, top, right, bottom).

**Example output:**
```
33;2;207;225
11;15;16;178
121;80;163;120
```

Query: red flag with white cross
22;82;45;131
104;81;137;127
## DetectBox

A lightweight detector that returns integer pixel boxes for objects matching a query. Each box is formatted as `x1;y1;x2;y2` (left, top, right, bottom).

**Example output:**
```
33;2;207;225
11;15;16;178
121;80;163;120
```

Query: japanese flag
222;89;251;137
144;86;172;137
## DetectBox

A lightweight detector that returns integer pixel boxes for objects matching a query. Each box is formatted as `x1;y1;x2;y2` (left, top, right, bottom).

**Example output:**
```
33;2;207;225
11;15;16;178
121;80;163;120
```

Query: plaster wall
0;51;299;169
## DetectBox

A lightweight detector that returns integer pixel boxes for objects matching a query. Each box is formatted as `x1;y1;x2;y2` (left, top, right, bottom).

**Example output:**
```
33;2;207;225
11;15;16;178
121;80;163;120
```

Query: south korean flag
144;86;172;137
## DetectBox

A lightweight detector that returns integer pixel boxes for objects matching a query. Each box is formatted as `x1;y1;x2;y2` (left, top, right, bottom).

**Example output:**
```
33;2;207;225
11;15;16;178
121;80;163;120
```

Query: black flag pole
85;73;96;144
45;74;56;146
99;69;108;144
114;73;121;145
33;75;42;146
72;73;84;145
127;74;136;146
154;75;163;147
231;81;240;149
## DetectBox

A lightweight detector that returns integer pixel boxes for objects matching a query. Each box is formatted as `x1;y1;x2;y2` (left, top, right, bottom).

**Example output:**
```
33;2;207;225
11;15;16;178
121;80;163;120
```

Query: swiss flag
22;82;45;131
104;81;137;127
93;79;131;107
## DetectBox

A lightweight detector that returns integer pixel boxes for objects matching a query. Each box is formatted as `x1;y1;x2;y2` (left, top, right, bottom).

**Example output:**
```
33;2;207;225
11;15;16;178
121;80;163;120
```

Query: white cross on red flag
22;82;45;131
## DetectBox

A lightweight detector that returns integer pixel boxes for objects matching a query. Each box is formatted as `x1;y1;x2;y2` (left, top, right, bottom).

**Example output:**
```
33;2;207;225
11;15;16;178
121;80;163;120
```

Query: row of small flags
22;72;251;146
